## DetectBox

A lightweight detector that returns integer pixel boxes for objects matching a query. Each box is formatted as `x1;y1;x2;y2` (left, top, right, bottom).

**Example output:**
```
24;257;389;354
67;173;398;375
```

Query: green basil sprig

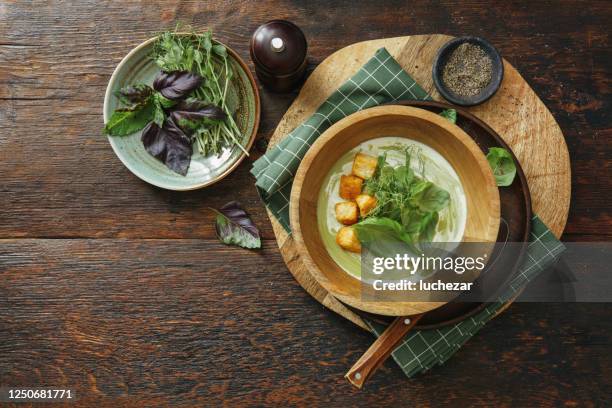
486;147;517;187
359;148;450;248
439;108;457;124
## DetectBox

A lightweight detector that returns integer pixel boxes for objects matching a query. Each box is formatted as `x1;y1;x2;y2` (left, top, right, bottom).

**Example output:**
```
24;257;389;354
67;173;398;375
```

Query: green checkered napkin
251;48;430;230
251;48;566;376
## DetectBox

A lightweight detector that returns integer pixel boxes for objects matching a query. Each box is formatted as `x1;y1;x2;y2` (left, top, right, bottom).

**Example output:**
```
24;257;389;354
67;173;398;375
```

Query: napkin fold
251;48;566;377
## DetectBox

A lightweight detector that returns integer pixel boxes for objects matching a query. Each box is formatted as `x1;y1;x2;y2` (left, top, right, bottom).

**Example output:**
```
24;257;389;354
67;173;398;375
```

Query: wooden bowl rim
290;105;500;316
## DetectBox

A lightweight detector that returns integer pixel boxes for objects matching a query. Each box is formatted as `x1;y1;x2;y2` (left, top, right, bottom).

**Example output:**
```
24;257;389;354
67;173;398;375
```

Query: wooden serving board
265;35;571;330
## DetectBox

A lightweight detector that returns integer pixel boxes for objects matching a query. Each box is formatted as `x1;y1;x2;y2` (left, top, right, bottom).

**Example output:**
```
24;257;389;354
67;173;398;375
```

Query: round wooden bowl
290;105;500;316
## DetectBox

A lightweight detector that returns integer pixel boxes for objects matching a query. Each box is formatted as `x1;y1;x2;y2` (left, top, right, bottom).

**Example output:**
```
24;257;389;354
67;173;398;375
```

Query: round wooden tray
265;35;570;330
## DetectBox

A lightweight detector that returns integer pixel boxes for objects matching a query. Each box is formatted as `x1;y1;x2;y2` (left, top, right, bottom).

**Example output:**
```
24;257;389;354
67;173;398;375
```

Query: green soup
317;137;467;279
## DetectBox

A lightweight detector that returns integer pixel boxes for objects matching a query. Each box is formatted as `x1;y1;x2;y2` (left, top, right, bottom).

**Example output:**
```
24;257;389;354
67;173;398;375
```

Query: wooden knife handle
345;314;424;389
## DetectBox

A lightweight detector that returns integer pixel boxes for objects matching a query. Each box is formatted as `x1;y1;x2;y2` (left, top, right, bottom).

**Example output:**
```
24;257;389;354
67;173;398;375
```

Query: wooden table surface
1;1;610;406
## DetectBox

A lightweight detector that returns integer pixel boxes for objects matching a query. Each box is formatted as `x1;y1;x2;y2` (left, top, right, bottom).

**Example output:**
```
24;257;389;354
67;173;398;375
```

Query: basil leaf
152;97;166;127
212;44;227;59
156;93;176;109
439;108;457;124
486;147;517;186
409;180;431;198
153;70;202;100
400;208;422;234
416;184;450;212
202;31;213;53
171;99;226;125
115;84;153;106
194;49;203;65
393;165;414;191
211;201;261;249
355;217;412;244
104;98;155;136
141;122;165;157
418;211;439;242
141;118;192;175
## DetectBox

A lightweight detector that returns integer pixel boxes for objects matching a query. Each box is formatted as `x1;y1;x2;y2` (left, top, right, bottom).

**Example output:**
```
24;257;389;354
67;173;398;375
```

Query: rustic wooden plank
0;239;610;406
0;0;610;406
0;0;609;239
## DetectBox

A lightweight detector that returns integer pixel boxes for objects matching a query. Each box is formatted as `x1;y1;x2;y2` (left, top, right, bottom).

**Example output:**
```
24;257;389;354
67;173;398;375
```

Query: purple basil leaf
141;118;193;176
171;99;227;122
212;201;261;249
163;118;193;176
153;70;202;100
170;99;227;134
116;84;153;106
141;122;165;157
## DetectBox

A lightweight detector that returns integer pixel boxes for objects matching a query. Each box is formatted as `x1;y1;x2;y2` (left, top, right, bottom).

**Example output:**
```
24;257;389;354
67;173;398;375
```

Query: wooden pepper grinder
250;20;308;92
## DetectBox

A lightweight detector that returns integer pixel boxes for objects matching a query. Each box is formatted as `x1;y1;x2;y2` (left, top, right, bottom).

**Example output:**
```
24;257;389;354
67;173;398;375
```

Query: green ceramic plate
103;36;260;190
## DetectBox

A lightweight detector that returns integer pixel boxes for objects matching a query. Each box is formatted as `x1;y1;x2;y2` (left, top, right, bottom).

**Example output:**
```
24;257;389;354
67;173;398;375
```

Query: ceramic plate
103;36;260;190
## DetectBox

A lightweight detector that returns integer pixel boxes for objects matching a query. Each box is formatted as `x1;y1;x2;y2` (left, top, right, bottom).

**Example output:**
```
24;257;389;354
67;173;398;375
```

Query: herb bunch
153;31;246;157
104;29;245;176
355;149;451;248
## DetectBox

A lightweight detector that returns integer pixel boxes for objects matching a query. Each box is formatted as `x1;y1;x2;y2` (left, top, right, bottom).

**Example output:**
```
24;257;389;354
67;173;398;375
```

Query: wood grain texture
1;240;610;407
0;0;610;406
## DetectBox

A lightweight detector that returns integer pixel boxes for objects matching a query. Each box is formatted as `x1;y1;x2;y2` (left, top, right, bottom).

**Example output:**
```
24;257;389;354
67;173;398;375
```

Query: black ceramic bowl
432;36;504;106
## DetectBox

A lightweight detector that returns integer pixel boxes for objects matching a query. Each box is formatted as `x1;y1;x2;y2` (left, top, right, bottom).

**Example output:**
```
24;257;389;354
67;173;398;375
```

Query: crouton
339;175;363;200
352;153;378;180
355;194;377;217
335;201;359;225
336;226;362;253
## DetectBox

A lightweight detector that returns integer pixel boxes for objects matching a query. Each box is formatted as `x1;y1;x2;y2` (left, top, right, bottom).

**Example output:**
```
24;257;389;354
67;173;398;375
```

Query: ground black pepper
442;43;493;97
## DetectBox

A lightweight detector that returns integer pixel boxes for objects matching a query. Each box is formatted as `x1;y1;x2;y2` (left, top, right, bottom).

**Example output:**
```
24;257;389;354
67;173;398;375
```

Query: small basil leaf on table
439;108;457;124
141;118;193;175
104;98;155;136
153;70;203;100
212;201;261;249
486;147;517;186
